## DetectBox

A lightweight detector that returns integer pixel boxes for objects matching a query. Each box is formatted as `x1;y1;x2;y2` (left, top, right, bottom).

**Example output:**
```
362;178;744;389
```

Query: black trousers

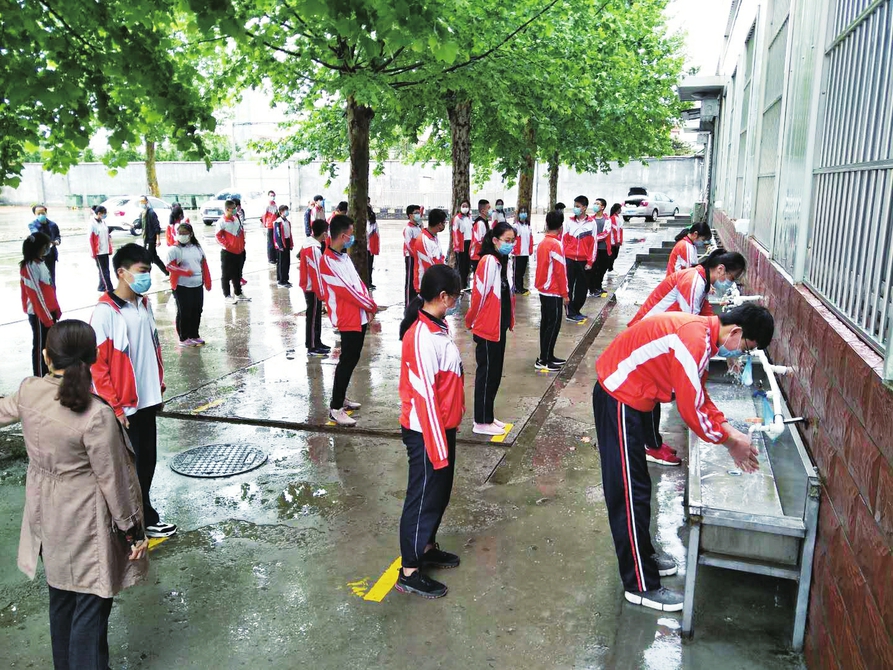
514;255;529;291
457;241;471;288
567;259;588;316
49;585;113;670
404;256;418;309
304;291;324;349
644;402;663;449
473;331;507;424
590;248;612;293
331;325;367;410
144;241;168;276
173;285;204;341
608;244;621;271
539;295;563;362
220;250;243;297
126;405;161;527
45;253;57;286
592;383;660;593
399;427;457;569
277;248;291;284
95;254;112;292
266;229;276;263
469;258;479;280
29;314;50;377
367;251;375;286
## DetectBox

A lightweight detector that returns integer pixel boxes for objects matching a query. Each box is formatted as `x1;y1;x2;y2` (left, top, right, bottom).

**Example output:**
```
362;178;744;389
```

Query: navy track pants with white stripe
592;382;661;593
399;427;456;569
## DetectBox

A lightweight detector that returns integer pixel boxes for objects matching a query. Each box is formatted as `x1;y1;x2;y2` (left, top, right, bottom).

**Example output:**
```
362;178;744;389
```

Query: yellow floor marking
347;577;371;598
363;556;402;602
148;537;169;551
490;423;514;443
191;399;224;414
325;410;355;426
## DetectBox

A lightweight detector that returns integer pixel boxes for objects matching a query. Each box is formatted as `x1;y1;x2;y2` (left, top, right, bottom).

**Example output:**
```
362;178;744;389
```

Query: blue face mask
445;301;459;317
344;234;355;249
498;241;515;256
519;212;528;221
573;206;582;216
413;213;421;223
126;271;152;295
714;278;734;294
717;345;743;358
37;214;48;223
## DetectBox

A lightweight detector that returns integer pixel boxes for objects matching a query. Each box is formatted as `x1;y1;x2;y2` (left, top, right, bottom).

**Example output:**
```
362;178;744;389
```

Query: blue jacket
28;218;61;261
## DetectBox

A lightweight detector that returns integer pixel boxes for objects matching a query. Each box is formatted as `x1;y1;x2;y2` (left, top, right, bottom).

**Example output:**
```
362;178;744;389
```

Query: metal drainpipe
884;317;893;383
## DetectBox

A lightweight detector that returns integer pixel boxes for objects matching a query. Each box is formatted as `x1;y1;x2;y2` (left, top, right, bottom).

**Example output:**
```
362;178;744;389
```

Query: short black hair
428;208;447;227
406;204;421;217
113;243;151;271
311;219;328;237
32;204;47;214
268;190;276;196
477;199;490;209
329;214;354;240
718;304;775;350
574;195;589;207
337;200;348;212
495;199;504;206
555;202;566;210
545;210;564;230
595;198;607;209
279;204;289;213
313;194;324;202
224;199;235;210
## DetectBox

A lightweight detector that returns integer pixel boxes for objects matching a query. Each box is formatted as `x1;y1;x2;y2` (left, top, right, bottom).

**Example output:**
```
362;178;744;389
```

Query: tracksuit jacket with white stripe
469;216;488;261
667;237;699;275
215;215;246;254
562;214;594;262
299;237;325;298
89;217;112;258
465;254;515;341
627;265;714;327
20;261;60;327
399;311;465;470
451;213;472;252
411;228;445;292
318;247;378;332
512;221;533;257
596;312;728;445
535;236;569;298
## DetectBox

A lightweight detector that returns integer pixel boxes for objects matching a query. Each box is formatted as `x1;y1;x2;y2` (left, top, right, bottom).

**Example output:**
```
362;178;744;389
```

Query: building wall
714;211;893;669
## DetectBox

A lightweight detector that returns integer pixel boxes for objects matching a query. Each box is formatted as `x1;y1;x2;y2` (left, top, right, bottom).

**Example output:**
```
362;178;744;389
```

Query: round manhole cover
170;443;268;478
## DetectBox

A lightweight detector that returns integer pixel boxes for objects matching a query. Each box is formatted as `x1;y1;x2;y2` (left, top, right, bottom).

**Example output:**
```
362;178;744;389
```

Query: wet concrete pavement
0;209;805;669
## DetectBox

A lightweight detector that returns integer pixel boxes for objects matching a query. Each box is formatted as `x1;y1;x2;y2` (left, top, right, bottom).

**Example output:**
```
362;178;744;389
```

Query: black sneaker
550;357;567;366
318;344;332;352
534;358;561;372
146;522;177;538
308;348;327;357
395;570;448;598
421;544;460;569
652;553;678;577
624;586;683;612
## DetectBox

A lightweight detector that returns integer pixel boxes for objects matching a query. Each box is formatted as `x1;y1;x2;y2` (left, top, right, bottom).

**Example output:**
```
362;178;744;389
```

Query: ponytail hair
699;249;746;274
480;221;515;258
675;221;712;242
92;205;107;216
399;265;461;340
45;320;98;414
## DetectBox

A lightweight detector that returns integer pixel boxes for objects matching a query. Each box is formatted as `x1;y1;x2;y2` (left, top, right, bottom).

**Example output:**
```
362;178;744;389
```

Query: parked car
99;195;173;236
622;187;679;222
199;189;270;225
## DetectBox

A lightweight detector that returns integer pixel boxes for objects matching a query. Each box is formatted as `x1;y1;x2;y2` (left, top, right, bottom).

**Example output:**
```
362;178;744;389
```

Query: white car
199;189;270;225
100;195;173;236
622;188;680;222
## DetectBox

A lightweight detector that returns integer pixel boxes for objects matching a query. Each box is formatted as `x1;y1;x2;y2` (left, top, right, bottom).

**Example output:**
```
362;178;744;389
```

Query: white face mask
177;234;191;244
460;206;470;214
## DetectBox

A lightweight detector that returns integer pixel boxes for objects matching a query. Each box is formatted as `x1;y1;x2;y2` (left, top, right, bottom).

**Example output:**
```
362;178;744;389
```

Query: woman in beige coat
0;319;148;670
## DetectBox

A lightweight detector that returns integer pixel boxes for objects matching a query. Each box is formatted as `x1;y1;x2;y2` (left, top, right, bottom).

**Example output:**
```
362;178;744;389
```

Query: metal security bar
806;0;893;368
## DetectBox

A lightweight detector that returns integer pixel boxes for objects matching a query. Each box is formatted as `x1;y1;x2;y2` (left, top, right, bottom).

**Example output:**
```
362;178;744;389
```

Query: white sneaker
343;398;362;410
492;418;506;429
226;295;238;304
329;409;356;426
235;293;251;302
473;422;504;436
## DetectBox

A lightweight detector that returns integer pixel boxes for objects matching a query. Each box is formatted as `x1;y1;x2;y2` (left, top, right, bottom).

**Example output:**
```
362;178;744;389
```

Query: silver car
99;195;173;236
622;187;679;222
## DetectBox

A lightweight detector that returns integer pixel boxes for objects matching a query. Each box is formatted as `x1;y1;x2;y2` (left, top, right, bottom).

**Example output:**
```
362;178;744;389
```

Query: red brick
850;498;891;598
810;363;831;422
852;594;893;670
845;423;882;511
829;457;865;536
811;432;835;474
821;572;870;670
823;391;849;456
824;332;848;388
865;382;893;463
876;557;893;640
828;528;868;612
876;464;893;544
840;349;873;425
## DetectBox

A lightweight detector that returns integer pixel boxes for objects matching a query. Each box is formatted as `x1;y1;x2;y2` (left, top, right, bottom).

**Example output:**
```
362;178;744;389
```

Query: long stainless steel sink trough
682;356;819;651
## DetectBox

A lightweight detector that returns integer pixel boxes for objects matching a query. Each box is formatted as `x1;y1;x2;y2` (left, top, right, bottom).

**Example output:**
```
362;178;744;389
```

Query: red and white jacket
469;216;488;261
512;221;533;257
262;201;278;229
610;213;624;246
465;254;515;341
399;311;465;470
90;293;164;418
403;220;421;257
319;247;378;332
588;215;613;265
89;216;112;258
562;214;594;261
596;312;728;444
216;215;245;254
412;228;445;292
451;213;471;252
628;265;713;328
367;217;380;255
667;236;699;275
166;244;212;291
166;217;189;247
299;237;325;298
20;261;60;328
273;215;294;251
535;236;568;299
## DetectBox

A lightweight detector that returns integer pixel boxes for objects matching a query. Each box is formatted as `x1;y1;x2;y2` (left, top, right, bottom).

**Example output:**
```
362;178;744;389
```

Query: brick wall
713;211;893;669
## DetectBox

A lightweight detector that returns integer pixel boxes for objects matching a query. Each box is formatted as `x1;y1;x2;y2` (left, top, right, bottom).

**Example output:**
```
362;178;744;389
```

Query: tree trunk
145;139;160;197
346;97;373;282
548;152;559;210
447;94;471;267
516;121;536;216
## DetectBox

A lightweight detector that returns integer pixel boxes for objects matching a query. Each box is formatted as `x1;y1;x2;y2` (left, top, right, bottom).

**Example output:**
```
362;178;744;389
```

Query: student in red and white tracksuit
563;196;594;319
586;199;613;295
607;203;623;271
262;191;278;264
512;208;533;294
592;305;773;611
167;203;188;248
216;200;249;302
403;205;423;306
411;209;447;297
535;211;569;370
465;221;516;435
20;232;61;377
272;205;294;287
166;223;212;347
299;219;330;354
452;202;473;289
89;206;114;292
366;198;379;288
468;199;491;279
667;221;712;276
319;215;379;426
395;264;465;599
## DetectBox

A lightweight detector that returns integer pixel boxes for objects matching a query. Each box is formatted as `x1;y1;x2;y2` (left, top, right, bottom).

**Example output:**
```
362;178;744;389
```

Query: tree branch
38;0;93;50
